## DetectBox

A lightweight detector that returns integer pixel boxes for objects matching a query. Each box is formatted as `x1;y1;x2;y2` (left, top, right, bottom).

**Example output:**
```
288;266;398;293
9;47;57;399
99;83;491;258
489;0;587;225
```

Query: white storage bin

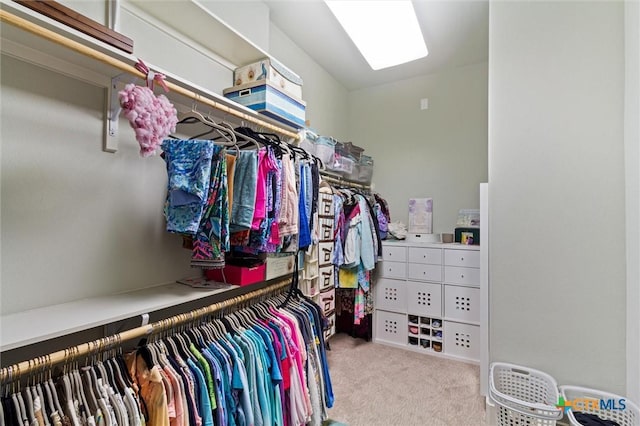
444;266;480;287
380;261;407;280
375;310;406;345
406;281;442;317
444;321;480;360
408;263;442;282
444;285;480;323
408;247;443;265
375;278;407;312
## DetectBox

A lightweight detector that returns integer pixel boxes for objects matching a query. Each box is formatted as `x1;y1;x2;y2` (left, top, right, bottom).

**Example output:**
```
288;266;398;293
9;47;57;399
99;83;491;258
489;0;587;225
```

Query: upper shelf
0;281;238;352
123;0;270;68
0;0;299;138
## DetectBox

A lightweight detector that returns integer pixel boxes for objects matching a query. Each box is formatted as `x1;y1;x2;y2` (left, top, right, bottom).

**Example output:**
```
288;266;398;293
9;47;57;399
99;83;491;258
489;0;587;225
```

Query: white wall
347;62;488;232
0;55;194;314
0;1;350;316
489;1;626;393
269;24;349;139
625;0;640;403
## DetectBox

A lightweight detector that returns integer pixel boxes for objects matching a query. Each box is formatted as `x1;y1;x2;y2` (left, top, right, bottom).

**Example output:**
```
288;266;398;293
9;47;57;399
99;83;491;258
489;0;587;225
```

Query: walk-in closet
1;1;638;426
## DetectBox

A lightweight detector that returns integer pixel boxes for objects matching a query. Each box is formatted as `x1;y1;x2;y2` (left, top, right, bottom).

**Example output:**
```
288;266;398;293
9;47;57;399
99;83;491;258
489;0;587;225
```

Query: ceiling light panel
325;0;428;70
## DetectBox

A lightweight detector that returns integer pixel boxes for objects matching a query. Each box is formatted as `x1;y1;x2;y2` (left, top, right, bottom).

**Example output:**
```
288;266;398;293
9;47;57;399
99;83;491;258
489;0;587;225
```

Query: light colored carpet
325;333;486;426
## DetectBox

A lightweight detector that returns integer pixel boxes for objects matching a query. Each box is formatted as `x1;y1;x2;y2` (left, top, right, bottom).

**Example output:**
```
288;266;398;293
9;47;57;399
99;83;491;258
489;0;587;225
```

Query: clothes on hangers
161;136;320;269
325;185;389;339
120;294;333;426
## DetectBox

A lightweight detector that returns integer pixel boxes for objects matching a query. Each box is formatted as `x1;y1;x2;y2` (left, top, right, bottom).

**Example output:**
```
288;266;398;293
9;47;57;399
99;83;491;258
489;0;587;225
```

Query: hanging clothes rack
0;278;292;383
0;9;300;141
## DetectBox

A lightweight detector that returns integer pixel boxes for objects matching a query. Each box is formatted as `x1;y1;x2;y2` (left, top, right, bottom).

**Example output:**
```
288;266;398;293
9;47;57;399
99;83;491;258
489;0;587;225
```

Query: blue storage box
223;81;306;129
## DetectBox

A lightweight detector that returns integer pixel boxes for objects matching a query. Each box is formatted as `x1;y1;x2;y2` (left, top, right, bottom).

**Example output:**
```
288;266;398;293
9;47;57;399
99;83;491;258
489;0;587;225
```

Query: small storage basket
490;362;563;425
559;385;640;426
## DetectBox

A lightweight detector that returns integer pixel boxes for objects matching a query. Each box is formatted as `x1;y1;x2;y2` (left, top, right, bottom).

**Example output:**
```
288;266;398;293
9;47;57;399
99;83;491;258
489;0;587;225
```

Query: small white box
233;57;303;99
265;254;295;281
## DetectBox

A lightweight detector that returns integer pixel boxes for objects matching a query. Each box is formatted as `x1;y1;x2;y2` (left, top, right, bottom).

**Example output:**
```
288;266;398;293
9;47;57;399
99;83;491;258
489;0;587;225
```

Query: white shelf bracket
104;73;131;153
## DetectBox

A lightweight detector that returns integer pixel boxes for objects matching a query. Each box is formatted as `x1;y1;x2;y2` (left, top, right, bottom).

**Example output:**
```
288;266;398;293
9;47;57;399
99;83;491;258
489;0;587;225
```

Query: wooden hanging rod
0;9;300;140
320;171;371;191
0;278;292;383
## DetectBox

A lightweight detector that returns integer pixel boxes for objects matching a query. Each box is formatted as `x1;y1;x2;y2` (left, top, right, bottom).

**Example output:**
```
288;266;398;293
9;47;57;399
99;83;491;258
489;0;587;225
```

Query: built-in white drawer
444;285;480;323
444;266;480;287
382;245;407;262
444;321;479;361
444;249;480;268
407;263;442;282
375;278;407;312
380;261;407;279
408;247;442;265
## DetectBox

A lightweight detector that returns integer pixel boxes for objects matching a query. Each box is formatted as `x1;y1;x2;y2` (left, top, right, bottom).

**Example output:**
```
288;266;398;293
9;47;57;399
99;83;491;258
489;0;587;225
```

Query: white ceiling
264;0;489;91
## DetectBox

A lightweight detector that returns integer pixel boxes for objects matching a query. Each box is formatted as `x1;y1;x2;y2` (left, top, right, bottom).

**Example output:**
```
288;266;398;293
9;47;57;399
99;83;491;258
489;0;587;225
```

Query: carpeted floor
325;333;486;426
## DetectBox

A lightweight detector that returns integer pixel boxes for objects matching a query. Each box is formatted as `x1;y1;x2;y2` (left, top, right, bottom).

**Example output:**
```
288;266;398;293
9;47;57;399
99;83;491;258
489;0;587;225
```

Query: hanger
171;105;237;144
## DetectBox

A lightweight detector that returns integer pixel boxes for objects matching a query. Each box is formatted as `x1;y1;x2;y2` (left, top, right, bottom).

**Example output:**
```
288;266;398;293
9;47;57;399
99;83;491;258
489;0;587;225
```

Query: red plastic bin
205;263;266;286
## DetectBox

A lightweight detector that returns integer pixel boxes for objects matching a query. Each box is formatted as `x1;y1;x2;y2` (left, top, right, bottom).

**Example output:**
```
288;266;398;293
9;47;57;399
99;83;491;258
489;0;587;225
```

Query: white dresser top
381;240;480;251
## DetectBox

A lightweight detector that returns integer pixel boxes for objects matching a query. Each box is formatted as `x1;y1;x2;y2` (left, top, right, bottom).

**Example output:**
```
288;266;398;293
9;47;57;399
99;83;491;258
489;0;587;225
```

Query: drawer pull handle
461;257;464;261
461;274;465;278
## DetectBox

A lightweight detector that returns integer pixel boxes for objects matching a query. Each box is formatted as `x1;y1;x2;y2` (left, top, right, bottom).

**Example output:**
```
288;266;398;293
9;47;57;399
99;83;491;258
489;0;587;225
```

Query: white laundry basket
490;362;563;426
559;385;640;426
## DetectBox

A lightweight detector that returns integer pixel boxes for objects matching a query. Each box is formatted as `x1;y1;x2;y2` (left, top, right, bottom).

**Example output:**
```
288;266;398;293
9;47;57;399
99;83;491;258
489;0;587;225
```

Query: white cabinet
373;241;481;362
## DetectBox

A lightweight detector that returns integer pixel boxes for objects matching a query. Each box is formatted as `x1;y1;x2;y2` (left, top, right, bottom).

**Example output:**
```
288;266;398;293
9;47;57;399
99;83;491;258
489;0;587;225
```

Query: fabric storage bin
319;241;333;264
319;287;336;315
319;192;334;216
319;217;334;241
319;265;334;290
233;57;303;99
223;81;306;129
